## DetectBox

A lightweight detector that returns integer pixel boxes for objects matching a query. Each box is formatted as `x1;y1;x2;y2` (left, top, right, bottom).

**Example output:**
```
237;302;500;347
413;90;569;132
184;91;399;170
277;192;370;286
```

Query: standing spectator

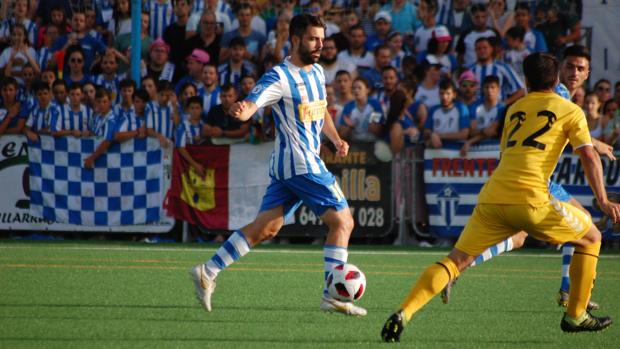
337;25;374;70
455;3;499;67
359;45;392;91
37;24;60;71
141;76;158;101
176;49;209;95
0;78;27;135
337;77;384;142
186;11;222;66
51;80;68;107
594;79;612;106
114;11;152;75
416;27;457;78
113;79;136;122
503;26;530;82
64;47;91;86
35;1;72;29
50;83;91;137
437;0;473;39
513;2;548;53
114;91;146;143
400;79;428;129
413;0;448;54
487;0;514;38
18;64;36;111
320;37;356;85
0;24;40;86
186;0;233;37
229;0;268;37
93;52;125;104
177;82;198;122
163;0;193;69
200;63;221;115
536;1;582;56
260;11;292;63
144;38;178;83
144;0;176;40
414;58;442;108
176;96;206;175
355;0;378;37
385;89;420;154
387;31;406;74
366;11;392;51
330;9;359;52
468;37;525;106
220;3;266;62
423;79;470;148
460;75;503;156
375;66;400;115
334;70;354;108
108;0;132;38
23;81;59;141
217;37;256;91
0;0;38;47
204;84;249;144
457;69;479;107
84;88;117;169
147;81;177;146
82;81;97;109
381;0;421;35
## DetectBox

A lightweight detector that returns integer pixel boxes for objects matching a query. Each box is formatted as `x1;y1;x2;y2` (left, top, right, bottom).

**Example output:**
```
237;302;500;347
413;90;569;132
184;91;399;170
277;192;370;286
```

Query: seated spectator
64;47;92;87
487;0;514;38
399;79;427;129
0;24;40;85
584;92;604;141
93;52;125;104
320;37;356;85
337;25;375;70
513;2;548;53
203;84;249;144
144;38;178;83
186;11;222;66
455;3;499;66
603;99;619;129
413;0;449;54
326;84;343;126
414;58;442;108
416;27;457;79
240;75;257;100
200;63;221;115
536;1;581;57
176;96;206;176
146;81;177;147
604;110;620;150
0;77;27;135
456;70;479;108
423;79;470;148
176;49;209;95
218;37;256;91
374;66;400;115
360;45;393;92
114;11;152;75
114;79;136;121
23;81;59;142
366;11;392;51
503;26;531;82
144;0;175;40
84;88;117;168
220;3;266;62
338;77;384;142
460;75;504;156
334;70;354;108
385;89;419;154
50;83;92;137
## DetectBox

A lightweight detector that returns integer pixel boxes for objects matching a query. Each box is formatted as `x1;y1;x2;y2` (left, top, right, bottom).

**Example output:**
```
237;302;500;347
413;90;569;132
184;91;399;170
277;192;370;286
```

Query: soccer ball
326;263;366;302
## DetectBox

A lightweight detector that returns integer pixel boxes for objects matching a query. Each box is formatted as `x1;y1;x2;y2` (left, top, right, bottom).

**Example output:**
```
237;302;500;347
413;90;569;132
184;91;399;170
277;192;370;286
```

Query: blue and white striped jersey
93;74;125;104
246;59;329;180
89;110;117;141
146;101;175;140
116;112;144;133
175;120;203;147
51;104;92;132
468;60;524;100
425;102;470;134
469;101;505;130
555;83;571;100
27;104;60;132
143;0;176;39
200;86;222;115
0;18;37;46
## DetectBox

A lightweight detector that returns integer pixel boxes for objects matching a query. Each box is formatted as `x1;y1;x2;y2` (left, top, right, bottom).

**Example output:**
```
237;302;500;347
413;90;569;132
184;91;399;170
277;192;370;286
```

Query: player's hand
333;139;349;157
229;101;246;119
600;200;620;224
594;140;615;161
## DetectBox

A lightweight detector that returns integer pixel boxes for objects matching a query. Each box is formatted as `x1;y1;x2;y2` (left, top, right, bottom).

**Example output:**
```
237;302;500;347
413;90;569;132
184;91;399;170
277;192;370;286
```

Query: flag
165;143;272;230
28;135;164;226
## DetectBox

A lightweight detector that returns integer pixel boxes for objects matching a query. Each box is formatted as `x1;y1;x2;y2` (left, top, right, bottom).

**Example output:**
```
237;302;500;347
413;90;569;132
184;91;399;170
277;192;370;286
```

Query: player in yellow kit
381;53;620;342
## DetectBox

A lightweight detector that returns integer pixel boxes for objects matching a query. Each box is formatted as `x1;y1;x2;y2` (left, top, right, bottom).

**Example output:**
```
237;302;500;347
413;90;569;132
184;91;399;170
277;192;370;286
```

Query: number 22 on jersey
504;110;557;150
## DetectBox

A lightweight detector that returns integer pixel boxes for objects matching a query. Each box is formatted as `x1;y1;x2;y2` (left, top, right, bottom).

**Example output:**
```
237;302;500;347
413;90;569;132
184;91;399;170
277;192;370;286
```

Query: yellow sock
400;257;460;321
567;242;600;319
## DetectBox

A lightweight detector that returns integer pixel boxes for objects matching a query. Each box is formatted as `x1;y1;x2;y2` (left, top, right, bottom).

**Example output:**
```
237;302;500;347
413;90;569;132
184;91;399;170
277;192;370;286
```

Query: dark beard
320;56;338;65
298;45;319;65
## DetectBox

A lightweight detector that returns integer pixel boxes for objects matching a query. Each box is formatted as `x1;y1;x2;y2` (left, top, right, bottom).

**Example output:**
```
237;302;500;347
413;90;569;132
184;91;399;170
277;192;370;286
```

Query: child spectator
132;88;151;130
178;82;198;122
176;95;206;176
514;2;548;53
52;80;68;107
218;37;256;91
0;24;40;85
141;76;158;101
387;32;406;75
503;26;531;81
146;81;177;146
18;64;37;111
460;75;504;156
51;83;92;137
23;81;59;142
414;58;442;108
0;0;37;46
37;24;60;71
93;52;126;104
114;79;136;121
203;84;249;144
0;77;27;135
424;79;470;148
584;92;604;141
176;49;209;95
413;0;448;54
114;90;146;143
82;82;97;109
200;63;221;115
338;77;384;142
108;0;132;38
84;88;117;168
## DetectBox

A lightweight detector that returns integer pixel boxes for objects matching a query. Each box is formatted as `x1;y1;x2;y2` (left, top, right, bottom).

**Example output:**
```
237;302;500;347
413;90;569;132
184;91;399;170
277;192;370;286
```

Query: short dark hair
33;80;51;93
52;79;68;89
381;66;398;76
506;26;526;41
421;0;438;15
187;96;203;108
119;78;137;90
95;87;112;100
439;79;456;91
514;2;530;12
335;70;351;79
220;83;237;94
68;82;83;91
482;75;500;87
523;52;559;91
353;76;371;89
1;77;19;90
290;13;326;41
471;3;486;13
229;36;246;48
562;45;591;63
157;80;173;92
133;88;150;103
348;24;364;35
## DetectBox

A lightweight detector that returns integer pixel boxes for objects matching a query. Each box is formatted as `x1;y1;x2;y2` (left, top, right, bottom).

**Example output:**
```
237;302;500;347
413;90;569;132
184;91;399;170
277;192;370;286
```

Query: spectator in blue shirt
461;75;504;156
381;0;421;35
424;79;470;148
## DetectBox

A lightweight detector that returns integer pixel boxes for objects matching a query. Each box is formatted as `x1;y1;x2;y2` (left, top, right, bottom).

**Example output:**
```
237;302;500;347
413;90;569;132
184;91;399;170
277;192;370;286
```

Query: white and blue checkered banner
28;135;164;226
423;141;617;239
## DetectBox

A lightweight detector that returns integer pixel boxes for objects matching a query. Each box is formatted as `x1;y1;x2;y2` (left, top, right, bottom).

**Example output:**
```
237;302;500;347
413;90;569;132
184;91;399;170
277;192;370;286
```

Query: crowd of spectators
0;0;619;174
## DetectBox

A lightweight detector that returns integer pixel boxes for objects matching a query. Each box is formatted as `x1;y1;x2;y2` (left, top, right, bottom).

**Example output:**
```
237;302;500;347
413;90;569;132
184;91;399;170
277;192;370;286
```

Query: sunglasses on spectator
70;58;83;63
461;82;477;88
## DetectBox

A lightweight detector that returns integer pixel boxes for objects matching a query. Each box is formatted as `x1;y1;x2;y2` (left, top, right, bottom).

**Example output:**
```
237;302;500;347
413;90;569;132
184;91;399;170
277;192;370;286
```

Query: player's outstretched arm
577;145;620;223
229;100;258;122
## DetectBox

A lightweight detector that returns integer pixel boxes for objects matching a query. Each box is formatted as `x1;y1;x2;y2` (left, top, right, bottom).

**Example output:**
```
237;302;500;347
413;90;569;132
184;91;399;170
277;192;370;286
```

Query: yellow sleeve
566;107;592;150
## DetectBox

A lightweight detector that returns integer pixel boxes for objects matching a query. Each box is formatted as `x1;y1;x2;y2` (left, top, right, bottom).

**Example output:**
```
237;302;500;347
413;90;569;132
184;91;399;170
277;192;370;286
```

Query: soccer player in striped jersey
146;81;177;146
50;84;92;138
84;88;117;169
143;0;176;39
23;82;59;142
190;13;367;317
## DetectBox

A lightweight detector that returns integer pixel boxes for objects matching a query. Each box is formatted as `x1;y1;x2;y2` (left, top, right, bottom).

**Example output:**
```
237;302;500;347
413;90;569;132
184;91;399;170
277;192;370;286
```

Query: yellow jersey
478;91;591;205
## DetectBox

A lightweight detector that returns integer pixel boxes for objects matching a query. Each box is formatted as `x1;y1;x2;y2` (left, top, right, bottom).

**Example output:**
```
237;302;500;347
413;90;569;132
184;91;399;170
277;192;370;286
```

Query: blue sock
471;237;514;267
323;245;348;296
560;244;574;292
204;230;251;279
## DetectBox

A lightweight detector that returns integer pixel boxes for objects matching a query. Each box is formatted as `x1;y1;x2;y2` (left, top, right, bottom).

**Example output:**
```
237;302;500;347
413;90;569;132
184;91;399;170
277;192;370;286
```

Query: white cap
374;11;392;23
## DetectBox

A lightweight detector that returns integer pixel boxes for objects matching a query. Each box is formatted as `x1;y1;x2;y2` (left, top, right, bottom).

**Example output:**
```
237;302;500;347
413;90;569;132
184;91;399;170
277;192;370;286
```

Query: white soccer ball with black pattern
326;263;366;302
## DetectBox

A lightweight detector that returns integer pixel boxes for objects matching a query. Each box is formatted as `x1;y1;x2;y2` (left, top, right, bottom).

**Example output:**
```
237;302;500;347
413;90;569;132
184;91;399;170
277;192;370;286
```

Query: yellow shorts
455;198;592;257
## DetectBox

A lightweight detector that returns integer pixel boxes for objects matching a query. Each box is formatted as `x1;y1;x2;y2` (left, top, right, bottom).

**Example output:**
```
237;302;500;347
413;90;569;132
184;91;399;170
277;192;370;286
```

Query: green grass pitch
0;241;619;348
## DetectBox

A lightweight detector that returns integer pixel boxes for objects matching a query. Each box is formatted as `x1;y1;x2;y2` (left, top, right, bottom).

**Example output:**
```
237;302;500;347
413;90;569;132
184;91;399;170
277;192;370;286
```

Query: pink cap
149;38;170;53
458;70;478;84
432;26;452;42
187;49;210;64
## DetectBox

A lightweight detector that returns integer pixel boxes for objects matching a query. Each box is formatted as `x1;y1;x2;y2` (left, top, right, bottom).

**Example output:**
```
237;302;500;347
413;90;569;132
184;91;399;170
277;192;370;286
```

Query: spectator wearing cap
513;2;548;53
468;37;525;106
380;0;421;35
163;0;193;70
320;37;357;85
218;37;256;91
143;38;178;83
337;25;375;71
220;3;266;63
360;45;393;92
414;57;442;108
187;11;222;66
413;0;448;54
143;0;176;40
366;11;392;52
457;69;479;107
455;3;499;66
416;26;457;79
114;11;153;75
175;49;209;95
